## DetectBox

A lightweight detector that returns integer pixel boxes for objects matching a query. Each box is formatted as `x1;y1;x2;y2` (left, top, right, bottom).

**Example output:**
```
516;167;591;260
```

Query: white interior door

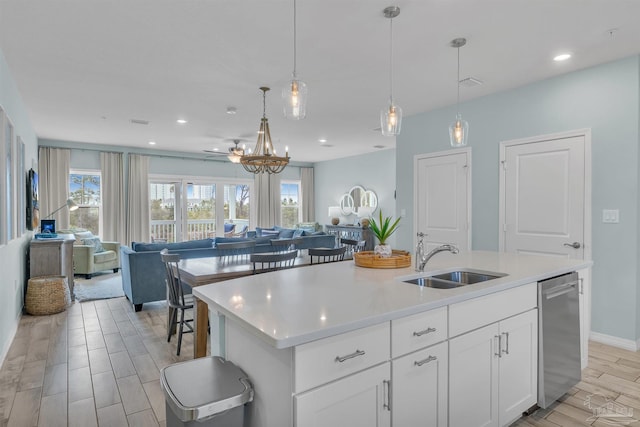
414;149;471;252
500;131;590;260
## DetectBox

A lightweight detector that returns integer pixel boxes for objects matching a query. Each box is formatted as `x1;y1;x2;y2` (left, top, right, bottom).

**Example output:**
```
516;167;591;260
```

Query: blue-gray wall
314;149;397;244
396;55;640;342
0;50;38;364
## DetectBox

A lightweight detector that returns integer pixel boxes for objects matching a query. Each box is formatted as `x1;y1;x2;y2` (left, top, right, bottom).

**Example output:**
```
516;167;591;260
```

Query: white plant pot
374;244;392;258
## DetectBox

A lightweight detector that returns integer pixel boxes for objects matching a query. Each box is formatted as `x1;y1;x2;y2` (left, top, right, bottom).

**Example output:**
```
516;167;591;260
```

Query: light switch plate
602;209;619;223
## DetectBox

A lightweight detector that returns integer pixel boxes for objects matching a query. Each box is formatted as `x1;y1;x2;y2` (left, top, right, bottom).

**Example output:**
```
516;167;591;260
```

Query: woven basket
25;276;70;315
353;250;412;269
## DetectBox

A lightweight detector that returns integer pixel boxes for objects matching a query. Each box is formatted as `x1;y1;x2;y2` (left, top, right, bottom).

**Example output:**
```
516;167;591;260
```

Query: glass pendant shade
449;113;469;148
381;102;402;136
282;78;307;120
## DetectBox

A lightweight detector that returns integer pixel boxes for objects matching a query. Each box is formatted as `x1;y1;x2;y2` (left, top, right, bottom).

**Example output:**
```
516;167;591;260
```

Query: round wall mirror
348;185;365;214
340;193;354;215
361;190;378;212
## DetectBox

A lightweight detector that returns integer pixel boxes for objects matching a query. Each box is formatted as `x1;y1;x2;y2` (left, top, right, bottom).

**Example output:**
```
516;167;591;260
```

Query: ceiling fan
204;139;247;163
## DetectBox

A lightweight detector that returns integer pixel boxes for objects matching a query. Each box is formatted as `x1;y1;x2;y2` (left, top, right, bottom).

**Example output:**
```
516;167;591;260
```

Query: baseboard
590;331;640;352
0;316;20;369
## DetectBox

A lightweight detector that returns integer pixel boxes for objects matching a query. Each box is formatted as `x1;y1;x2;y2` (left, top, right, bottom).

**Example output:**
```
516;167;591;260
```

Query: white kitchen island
193;251;592;427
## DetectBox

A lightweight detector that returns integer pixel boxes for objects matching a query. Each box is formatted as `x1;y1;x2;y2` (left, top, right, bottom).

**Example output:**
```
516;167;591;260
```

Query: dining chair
250;250;298;274
270;237;304;253
309;246;347;264
216;240;256;264
160;249;193;356
341;238;366;255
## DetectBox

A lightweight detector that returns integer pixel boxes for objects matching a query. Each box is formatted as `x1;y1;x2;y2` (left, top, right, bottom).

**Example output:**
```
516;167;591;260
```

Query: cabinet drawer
392;306;447;357
294;322;390;393
449;282;537;337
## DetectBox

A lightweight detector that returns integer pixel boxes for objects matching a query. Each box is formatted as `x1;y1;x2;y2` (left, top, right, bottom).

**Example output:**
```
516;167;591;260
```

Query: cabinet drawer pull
334;349;366;363
413;327;436;337
502;332;510;355
383;379;391;411
494;335;502;357
414;355;437;367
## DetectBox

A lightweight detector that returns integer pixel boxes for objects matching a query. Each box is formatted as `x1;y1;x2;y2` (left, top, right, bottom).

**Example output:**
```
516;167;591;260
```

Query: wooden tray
353;250;411;269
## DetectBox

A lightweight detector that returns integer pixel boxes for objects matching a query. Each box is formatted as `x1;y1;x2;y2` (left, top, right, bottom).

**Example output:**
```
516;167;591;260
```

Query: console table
324;224;374;251
29;238;75;300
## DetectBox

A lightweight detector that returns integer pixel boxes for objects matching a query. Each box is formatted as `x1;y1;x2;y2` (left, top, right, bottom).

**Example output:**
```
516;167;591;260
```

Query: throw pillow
293;229;304;238
82;237;105;253
255;227;275;237
74;230;94;241
261;229;280;237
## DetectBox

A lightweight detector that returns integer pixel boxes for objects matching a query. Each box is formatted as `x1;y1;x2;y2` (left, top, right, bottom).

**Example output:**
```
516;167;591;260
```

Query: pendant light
381;6;402;137
282;0;307;120
449;38;469;147
241;87;290;174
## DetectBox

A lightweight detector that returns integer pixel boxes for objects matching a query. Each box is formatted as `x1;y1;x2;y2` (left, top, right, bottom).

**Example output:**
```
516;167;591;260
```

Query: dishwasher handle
542;281;578;299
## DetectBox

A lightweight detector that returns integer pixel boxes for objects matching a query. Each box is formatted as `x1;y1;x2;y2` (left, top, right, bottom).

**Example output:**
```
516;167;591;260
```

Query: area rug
73;272;125;302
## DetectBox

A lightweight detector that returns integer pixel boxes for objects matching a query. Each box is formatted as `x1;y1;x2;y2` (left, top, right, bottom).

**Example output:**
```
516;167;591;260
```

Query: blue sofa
120;231;336;311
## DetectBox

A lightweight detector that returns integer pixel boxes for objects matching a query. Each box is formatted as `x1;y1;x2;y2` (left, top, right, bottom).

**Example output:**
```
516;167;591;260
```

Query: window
150;177;252;242
69;170;102;235
281;181;301;228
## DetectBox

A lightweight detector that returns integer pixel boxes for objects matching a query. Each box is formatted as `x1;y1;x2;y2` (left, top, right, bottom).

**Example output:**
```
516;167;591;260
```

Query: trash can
161;356;253;427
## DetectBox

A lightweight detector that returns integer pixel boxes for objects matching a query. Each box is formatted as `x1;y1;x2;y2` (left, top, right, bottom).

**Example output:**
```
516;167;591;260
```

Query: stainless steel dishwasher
538;271;581;409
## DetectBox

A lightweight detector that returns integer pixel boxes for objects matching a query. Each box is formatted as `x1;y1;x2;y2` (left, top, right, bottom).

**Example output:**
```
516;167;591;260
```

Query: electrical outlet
602;209;619;223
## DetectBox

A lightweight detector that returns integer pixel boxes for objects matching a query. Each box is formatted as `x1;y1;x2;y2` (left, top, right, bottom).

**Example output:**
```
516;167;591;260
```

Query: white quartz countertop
193;251;592;349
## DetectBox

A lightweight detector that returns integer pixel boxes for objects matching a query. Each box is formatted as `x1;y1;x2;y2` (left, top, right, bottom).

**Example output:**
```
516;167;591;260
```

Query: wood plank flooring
0;297;200;427
1;296;639;426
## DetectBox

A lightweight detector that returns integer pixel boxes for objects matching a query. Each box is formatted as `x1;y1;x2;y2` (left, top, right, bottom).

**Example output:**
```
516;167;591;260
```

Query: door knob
563;242;581;249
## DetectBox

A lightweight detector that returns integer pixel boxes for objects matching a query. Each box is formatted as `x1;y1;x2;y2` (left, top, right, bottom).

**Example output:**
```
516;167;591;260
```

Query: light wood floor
0;297;199;427
1;297;639;427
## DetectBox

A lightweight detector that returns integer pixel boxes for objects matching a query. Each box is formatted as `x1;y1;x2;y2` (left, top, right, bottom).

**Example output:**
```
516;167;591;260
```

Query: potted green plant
369;210;401;257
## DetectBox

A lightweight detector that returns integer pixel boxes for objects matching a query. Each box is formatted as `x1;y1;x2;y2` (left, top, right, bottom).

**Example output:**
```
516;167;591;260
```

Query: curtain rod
38;144;230;163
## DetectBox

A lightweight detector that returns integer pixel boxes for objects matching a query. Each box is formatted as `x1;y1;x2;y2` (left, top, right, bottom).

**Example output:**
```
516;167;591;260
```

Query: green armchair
73;241;121;279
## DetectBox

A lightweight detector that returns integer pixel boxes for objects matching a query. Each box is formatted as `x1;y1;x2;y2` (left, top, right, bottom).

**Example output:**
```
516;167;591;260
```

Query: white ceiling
1;0;640;163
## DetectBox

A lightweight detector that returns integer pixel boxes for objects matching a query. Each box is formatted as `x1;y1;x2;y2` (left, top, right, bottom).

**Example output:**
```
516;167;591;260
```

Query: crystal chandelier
449;38;469;147
241;87;290;174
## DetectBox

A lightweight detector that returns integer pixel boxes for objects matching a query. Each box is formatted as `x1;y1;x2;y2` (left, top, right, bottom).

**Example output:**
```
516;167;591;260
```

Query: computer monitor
40;219;56;234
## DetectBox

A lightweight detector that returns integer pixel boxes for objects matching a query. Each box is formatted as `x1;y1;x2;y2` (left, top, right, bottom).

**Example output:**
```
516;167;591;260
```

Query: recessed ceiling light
553;53;571;62
176;119;188;124
148;141;156;145
226;106;237;115
319;139;327;143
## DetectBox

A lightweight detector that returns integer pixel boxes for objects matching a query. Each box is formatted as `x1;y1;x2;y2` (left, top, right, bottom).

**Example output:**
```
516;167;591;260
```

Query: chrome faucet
417;244;459;272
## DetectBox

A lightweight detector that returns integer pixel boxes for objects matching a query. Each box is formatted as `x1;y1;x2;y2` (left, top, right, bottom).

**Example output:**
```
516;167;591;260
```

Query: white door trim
498;129;592;261
413;147;472;251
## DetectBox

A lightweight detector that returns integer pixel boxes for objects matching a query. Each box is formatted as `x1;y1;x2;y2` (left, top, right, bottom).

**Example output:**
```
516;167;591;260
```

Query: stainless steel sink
431;270;507;284
402;269;507;289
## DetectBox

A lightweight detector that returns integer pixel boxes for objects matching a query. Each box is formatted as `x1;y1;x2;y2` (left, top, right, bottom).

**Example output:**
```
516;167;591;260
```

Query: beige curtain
300;167;314;222
38;147;71;228
100;152;125;244
125;154;150;244
254;173;281;227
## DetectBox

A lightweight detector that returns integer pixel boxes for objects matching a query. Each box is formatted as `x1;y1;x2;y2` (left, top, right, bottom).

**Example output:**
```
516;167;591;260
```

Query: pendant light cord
389;16;394;103
456;46;460;111
292;0;297;78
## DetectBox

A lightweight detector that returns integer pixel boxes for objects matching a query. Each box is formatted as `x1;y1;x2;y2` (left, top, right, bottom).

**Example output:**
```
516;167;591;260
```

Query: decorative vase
360;218;370;228
375;244;392;258
331;217;340;225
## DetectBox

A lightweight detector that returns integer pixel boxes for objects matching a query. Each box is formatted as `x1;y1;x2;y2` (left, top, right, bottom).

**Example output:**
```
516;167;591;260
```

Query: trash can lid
161;356;253;421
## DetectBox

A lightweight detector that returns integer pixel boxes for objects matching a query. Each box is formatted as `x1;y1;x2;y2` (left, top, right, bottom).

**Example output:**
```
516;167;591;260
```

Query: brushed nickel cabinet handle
413;327;436;337
414;355;437;367
502;332;510;355
334;349;365;363
494;335;502;358
383;379;391;411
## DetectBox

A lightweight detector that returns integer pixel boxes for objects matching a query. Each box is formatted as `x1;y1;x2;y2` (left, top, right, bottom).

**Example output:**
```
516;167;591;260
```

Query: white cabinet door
498;309;538;425
578;268;591;370
295;363;390;427
449;323;500;427
392;341;448;427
